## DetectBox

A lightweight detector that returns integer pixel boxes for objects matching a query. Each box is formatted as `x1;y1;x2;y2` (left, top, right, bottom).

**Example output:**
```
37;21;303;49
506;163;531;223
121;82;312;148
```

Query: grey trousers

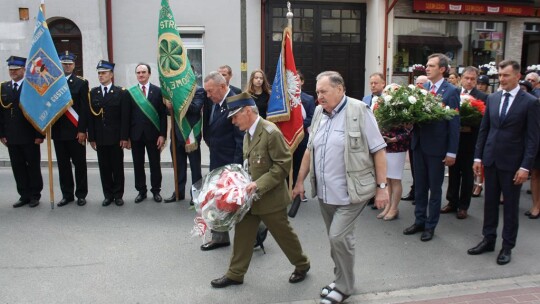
319;200;367;296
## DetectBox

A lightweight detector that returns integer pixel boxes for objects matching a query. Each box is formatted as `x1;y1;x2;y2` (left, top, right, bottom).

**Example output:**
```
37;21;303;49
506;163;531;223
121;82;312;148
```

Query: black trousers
482;165;521;249
54;139;87;199
292;136;308;188
170;140;202;198
446;131;476;210
8;144;43;201
96;145;124;199
131;139;162;194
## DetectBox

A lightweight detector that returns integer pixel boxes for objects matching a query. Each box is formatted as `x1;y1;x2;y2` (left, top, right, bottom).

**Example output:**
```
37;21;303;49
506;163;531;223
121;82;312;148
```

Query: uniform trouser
482;165;521;249
319;200;366;296
96;144;124;199
225;208;310;282
8;144;43;201
54;139;88;199
131;139;162;194
170;140;202;197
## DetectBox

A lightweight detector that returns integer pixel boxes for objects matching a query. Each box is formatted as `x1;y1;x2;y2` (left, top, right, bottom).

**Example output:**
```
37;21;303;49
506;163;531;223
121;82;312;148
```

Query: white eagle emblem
285;69;301;107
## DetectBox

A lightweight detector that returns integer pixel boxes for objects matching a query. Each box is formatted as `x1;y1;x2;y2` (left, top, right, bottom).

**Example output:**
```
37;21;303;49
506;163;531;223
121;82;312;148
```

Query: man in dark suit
292;71;315;191
211;93;310;288
88;60;130;207
442;66;488;219
164;87;204;203
200;71;244;251
127;63;167;203
361;72;385;108
54;51;89;207
468;60;540;265
0;56;44;208
403;53;460;242
218;65;242;94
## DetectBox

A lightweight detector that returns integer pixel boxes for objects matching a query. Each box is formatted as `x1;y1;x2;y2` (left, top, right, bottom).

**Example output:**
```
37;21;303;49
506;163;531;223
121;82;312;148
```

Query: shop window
393;18;505;74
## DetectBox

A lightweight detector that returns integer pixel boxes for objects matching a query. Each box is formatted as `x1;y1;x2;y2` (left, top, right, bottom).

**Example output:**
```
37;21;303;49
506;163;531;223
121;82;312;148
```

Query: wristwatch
377;183;387;189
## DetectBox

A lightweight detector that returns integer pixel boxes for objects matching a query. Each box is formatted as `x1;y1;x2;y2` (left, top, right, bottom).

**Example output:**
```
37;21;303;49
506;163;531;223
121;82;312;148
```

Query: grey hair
526;72;539;81
316;71;346;91
204;71;227;85
249;105;259;115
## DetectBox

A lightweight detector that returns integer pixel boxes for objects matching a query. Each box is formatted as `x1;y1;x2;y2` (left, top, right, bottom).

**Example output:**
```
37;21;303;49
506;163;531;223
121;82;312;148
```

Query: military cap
519;80;533;92
6;56;26;69
477;75;490;85
227;92;256;118
96;60;115;72
59;51;77;64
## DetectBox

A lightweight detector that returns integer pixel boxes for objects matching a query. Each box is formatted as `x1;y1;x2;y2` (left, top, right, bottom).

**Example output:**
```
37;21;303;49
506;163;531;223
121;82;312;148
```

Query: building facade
0;0;538;99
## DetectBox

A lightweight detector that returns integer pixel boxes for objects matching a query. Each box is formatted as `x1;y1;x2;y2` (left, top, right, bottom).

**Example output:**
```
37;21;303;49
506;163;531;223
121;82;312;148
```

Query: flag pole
286;2;294;196
169;107;179;201
41;0;54;210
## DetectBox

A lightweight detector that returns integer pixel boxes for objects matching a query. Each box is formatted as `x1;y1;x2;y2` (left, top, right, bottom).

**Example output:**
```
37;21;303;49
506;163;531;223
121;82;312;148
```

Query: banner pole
170;108;179;201
47;127;54;209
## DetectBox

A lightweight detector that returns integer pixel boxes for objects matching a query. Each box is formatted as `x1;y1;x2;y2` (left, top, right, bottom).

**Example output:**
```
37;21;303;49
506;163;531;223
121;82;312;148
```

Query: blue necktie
210;103;220;123
500;92;510;123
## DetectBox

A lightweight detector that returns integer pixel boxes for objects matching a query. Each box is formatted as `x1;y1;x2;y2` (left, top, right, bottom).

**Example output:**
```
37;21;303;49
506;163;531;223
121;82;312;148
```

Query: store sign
413;0;537;16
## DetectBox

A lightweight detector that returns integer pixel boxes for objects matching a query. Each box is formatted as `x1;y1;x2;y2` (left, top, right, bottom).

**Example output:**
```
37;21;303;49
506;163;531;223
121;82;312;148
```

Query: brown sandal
289;266;310;283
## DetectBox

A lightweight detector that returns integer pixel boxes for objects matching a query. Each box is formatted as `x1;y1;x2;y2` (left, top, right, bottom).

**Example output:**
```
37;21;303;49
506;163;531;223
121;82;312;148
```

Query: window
474;22;496;32
178;27;204;87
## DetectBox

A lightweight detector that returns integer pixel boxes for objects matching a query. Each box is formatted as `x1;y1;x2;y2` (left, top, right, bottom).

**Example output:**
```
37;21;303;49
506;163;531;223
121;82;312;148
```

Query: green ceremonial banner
158;0;196;143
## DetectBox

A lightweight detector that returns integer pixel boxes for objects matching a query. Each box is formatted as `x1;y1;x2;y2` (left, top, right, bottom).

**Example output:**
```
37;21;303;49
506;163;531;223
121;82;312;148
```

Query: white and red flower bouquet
191;164;254;238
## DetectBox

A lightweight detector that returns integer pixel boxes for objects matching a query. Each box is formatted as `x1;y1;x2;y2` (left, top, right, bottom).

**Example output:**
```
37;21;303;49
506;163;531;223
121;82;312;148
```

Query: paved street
0;146;540;303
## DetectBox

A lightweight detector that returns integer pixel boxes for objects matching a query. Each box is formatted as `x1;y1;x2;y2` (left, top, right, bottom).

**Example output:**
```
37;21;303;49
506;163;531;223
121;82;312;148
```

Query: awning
398;35;462;49
413;0;537;17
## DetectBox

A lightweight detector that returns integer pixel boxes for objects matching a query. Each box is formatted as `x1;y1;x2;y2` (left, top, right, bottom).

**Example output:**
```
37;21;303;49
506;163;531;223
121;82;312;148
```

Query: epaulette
121;87;126;91
76;75;87;81
263;122;277;134
1;81;8;85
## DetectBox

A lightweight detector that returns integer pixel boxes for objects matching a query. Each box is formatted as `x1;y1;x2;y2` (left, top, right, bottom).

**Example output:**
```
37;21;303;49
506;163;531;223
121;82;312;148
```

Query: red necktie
142;85;146;97
430;85;437;94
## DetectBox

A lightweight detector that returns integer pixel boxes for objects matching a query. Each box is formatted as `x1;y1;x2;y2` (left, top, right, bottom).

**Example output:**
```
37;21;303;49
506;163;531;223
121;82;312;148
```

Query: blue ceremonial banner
20;5;73;133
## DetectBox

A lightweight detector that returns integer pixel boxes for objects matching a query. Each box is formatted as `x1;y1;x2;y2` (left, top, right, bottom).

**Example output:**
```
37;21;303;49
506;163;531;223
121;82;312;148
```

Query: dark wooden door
265;2;366;99
48;18;83;76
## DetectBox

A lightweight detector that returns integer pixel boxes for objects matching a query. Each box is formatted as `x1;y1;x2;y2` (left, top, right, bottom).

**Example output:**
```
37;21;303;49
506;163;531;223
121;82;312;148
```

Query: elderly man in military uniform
54;51;89;207
210;92;310;288
88;60;129;207
0;56;44;208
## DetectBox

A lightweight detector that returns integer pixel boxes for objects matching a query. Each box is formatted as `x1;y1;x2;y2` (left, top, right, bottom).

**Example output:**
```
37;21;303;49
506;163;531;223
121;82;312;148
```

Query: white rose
408;84;416;90
372;96;379;103
420;89;428;95
408;96;417;104
445;106;450;110
384;95;393;103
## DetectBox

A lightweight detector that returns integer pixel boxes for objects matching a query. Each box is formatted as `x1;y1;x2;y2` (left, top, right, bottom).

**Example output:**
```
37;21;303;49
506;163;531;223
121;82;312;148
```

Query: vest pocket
347;170;375;204
348;131;365;152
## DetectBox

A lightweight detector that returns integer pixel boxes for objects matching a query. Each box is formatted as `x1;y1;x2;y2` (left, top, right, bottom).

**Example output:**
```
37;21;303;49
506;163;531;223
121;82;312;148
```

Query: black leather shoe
496;248;512;265
401;191;415;201
115;198;124;206
420;229;434;242
467;239;495;255
403;223;425;235
57;197;74;207
164;193;184;203
29;199;39;208
153;193;162;203
13;200;29;208
77;198;86;206
210;275;242;288
525;210;532;216
289;266;310;283
200;241;231;251
102;198;113;206
134;193;147;203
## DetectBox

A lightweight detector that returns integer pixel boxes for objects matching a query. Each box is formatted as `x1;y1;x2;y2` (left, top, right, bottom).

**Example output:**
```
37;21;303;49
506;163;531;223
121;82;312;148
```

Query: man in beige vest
293;71;388;304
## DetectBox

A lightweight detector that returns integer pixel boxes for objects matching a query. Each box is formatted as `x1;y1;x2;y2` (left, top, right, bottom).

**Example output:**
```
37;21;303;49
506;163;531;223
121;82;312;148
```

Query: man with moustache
127;63;167;203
